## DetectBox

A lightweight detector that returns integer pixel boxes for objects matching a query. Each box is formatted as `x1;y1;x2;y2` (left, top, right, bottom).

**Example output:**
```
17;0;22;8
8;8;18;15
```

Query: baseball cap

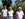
18;7;22;9
9;7;12;9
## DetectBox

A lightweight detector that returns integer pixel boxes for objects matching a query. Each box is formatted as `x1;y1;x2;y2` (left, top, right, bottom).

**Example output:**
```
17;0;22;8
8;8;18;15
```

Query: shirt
2;9;7;17
16;11;24;19
8;10;14;16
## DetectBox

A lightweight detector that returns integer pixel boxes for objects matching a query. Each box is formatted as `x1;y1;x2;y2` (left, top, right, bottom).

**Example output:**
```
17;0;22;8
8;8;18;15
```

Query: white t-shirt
16;11;24;19
2;9;7;17
8;10;14;16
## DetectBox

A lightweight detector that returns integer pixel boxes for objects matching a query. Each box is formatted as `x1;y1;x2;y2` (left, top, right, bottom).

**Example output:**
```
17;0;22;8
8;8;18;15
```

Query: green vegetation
0;5;3;10
0;3;25;11
1;0;25;11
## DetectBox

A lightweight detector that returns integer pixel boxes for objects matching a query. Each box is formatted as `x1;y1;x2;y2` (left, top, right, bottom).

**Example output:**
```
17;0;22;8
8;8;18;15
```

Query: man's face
19;9;21;12
9;8;12;11
4;7;6;9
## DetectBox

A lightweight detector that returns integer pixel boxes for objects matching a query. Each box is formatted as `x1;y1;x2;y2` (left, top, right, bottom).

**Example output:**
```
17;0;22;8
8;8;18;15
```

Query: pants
17;16;22;19
17;17;22;19
8;16;13;19
3;17;7;19
17;18;22;19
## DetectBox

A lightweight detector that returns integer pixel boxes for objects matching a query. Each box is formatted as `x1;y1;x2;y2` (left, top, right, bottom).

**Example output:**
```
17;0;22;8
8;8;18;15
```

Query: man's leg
3;17;5;19
4;17;7;19
19;18;22;19
11;16;13;19
8;17;11;19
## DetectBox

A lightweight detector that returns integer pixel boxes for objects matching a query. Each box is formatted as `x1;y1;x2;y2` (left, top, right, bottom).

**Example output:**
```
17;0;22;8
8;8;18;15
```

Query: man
8;7;14;19
2;6;7;19
16;7;24;19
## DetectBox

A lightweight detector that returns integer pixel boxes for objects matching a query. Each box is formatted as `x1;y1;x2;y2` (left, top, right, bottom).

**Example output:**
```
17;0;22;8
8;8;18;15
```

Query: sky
11;0;16;5
0;0;2;5
0;0;25;5
0;0;16;5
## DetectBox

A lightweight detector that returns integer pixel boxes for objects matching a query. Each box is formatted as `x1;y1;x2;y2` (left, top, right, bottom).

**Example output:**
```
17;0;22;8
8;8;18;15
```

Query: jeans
8;16;13;19
3;17;7;19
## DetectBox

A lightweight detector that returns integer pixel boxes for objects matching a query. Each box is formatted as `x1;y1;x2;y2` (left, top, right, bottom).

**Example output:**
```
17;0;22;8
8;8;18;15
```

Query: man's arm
1;10;3;14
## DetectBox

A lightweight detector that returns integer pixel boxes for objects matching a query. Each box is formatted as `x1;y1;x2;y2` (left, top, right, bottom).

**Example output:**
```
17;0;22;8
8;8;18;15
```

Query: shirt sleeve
2;10;3;12
16;11;17;14
12;10;14;13
7;11;9;15
8;11;9;13
22;11;24;15
16;11;19;15
13;11;14;13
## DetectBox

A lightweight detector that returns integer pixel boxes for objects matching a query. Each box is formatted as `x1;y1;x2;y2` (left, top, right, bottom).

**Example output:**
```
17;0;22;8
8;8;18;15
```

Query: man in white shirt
8;7;14;19
16;7;24;19
2;6;7;19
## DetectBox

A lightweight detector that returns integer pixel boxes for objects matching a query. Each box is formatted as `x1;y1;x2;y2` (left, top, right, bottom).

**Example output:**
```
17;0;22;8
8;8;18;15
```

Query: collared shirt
16;11;24;18
2;9;7;17
8;10;14;16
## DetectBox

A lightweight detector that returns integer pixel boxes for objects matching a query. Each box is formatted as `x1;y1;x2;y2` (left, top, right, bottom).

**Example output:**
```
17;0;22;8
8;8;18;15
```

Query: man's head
18;7;22;12
4;6;6;9
9;7;12;11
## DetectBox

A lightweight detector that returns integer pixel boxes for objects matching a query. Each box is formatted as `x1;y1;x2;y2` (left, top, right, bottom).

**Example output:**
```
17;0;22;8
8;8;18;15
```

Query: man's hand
0;13;2;15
